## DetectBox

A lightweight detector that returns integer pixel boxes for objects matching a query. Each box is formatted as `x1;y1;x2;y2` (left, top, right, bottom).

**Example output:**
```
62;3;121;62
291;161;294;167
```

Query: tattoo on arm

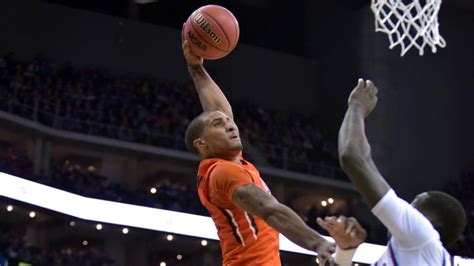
232;184;326;251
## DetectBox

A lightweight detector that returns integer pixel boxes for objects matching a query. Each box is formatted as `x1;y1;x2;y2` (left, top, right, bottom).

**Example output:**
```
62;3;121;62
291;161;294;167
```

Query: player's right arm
182;39;233;119
338;79;390;208
232;184;335;262
208;164;335;262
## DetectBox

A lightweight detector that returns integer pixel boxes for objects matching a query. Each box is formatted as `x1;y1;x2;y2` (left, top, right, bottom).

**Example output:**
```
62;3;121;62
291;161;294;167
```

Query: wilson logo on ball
193;12;222;44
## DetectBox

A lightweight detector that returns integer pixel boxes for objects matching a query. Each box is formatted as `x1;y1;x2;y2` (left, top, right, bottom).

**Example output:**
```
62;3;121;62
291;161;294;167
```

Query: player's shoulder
210;160;245;177
197;157;221;174
199;157;248;181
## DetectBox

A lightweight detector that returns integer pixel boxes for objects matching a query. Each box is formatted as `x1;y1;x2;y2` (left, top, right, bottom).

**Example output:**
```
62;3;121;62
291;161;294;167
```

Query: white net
371;0;445;56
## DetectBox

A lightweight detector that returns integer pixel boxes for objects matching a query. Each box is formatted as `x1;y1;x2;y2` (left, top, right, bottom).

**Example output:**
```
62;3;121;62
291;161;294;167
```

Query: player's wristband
334;245;357;266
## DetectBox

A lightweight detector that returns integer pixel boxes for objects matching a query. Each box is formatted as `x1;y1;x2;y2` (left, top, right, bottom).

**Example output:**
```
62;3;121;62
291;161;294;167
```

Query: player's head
185;110;242;158
411;191;466;246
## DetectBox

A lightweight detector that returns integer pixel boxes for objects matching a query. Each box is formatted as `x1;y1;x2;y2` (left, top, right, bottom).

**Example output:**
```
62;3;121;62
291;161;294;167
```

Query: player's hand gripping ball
182;5;240;60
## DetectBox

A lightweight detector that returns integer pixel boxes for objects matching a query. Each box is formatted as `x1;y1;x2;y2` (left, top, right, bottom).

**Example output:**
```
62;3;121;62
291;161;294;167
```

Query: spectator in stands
0;52;341;178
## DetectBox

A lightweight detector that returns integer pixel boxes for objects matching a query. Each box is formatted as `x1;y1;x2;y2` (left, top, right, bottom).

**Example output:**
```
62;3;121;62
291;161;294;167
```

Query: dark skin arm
182;39;234;119
338;79;391;208
232;184;335;263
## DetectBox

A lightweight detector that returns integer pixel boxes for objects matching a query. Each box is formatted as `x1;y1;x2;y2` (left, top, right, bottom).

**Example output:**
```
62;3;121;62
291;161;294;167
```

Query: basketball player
338;79;467;265
182;39;342;265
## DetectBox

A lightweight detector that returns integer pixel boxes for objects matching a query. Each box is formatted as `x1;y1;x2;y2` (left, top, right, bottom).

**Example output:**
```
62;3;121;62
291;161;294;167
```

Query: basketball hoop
371;0;445;56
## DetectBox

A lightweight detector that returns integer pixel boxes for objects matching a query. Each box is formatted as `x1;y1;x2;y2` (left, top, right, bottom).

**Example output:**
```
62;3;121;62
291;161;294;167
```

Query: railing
0;96;186;150
0;95;345;180
252;142;344;179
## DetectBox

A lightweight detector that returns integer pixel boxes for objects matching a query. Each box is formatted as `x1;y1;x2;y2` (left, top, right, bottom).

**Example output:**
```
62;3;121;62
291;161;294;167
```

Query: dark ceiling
42;0;472;57
43;0;370;57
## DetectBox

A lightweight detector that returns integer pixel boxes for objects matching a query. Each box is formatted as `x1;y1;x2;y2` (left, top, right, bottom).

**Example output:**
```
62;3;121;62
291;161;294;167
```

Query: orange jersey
197;154;280;266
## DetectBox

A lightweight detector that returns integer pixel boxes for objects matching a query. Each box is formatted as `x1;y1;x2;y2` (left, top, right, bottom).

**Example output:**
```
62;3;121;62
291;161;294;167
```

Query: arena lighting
328;197;334;204
29;211;36;218
6;205;13;212
201;239;208;246
321;200;328;207
150;187;157;194
166;234;174;241
122;228;129;234
0;173;472;265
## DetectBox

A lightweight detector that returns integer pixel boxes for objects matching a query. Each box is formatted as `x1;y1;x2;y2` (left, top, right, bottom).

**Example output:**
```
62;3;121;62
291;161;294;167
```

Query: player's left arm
182;39;233;119
338;80;438;249
232;184;335;263
338;79;391;208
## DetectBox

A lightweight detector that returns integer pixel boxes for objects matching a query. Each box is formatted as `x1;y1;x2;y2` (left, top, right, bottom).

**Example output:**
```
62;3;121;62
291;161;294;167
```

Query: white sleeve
371;189;440;249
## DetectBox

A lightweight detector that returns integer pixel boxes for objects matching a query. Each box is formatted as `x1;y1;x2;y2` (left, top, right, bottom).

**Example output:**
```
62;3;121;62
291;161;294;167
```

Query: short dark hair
416;191;467;246
184;111;213;156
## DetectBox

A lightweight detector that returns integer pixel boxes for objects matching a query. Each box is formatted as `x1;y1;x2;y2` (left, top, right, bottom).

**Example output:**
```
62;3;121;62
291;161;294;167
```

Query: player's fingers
334;215;346;231
316;217;325;225
328;216;340;228
181;23;186;44
347;218;367;239
366;80;378;95
349;217;362;228
357;228;367;239
324;216;338;230
316;217;331;231
345;217;356;234
318;252;331;266
356;78;365;90
329;244;336;253
325;216;337;223
356;225;368;240
323;245;335;258
336;215;346;224
318;256;328;266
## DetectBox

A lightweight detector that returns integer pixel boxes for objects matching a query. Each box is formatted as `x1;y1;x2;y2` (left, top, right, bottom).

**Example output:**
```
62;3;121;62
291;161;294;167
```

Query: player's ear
193;138;207;151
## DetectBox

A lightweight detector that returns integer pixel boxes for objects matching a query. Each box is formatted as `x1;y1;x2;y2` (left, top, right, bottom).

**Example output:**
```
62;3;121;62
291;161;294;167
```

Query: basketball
182;5;240;60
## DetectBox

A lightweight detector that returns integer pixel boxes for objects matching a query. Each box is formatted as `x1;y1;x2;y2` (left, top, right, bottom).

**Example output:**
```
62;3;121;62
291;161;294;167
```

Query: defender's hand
317;216;367;250
348;79;378;118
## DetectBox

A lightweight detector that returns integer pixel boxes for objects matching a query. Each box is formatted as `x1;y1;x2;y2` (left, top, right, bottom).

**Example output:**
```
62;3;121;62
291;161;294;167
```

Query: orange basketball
182;5;240;60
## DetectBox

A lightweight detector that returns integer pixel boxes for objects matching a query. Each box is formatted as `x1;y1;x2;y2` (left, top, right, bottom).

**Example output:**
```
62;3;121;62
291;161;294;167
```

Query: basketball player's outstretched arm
233;184;335;263
338;79;391;208
182;40;234;119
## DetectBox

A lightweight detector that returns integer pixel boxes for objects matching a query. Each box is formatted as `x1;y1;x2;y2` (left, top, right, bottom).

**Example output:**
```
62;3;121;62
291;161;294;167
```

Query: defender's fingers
345;217;356;234
316;217;331;231
356;78;365;90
